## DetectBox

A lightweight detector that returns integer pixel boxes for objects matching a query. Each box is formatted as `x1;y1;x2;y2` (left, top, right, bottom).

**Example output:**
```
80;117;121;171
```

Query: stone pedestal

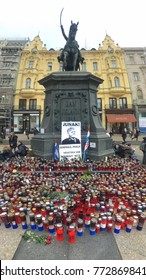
31;72;114;160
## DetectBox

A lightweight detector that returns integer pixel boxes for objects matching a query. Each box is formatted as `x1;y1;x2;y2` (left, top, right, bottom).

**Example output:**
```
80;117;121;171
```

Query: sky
0;0;145;50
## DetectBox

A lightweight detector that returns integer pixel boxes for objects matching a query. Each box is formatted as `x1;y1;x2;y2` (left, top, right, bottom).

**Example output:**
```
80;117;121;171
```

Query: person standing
132;128;140;140
140;137;146;164
8;132;18;153
33;127;39;136
25;128;30;139
121;128;127;143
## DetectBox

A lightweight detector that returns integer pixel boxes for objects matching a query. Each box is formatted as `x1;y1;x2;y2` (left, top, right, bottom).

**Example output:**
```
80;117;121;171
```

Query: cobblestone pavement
0;133;146;260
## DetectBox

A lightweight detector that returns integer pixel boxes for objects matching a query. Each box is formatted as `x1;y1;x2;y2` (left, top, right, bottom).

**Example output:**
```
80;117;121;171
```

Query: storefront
106;114;137;133
13;111;40;133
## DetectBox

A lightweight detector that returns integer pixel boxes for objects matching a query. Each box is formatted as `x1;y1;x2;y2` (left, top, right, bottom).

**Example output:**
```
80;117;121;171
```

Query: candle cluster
0;156;146;243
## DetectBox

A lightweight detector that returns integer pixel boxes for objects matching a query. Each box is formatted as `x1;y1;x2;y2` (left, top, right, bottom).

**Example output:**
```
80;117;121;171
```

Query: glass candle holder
68;224;76;243
36;214;44;231
125;217;134;233
0;212;11;228
8;212;18;229
114;217;122;234
29;212;36;230
100;216;107;232
20;212;28;230
90;218;97;235
56;223;64;241
77;218;84;236
85;213;91;228
48;216;55;233
136;214;145;231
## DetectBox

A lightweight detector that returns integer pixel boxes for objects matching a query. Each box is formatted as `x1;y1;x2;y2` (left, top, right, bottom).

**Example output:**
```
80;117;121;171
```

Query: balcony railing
104;104;134;109
13;105;41;110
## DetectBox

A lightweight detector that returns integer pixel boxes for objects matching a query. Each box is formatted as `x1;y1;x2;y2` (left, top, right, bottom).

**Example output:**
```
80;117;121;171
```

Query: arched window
114;76;120;87
26;78;31;89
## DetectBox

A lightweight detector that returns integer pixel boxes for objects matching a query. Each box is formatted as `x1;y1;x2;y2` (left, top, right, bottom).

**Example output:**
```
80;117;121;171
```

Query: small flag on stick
83;127;90;161
54;140;59;160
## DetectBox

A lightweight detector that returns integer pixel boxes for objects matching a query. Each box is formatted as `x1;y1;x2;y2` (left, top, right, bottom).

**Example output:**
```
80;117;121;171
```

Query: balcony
105;104;134;114
20;88;36;98
13;105;41;111
108;87;126;96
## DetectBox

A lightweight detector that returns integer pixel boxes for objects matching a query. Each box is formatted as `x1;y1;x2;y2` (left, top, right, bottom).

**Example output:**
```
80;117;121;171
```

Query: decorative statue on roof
57;8;84;71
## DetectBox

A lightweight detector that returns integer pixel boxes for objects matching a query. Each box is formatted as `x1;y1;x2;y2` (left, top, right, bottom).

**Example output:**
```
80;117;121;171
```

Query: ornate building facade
123;47;146;132
81;35;135;133
13;35;61;133
0;38;29;132
12;34;143;134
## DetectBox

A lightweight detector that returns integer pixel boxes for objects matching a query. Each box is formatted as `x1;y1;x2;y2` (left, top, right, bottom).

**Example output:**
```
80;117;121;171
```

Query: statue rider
58;21;84;71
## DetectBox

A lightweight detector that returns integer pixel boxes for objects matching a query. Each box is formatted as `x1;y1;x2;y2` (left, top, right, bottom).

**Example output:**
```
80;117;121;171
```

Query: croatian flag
54;140;59;160
83;127;90;161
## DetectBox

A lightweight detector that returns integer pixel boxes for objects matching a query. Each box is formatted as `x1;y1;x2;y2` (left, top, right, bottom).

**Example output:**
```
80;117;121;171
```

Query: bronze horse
58;15;84;71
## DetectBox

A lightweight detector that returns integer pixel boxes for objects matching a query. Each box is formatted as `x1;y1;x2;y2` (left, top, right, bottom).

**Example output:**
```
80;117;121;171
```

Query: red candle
56;223;64;241
68;224;76;243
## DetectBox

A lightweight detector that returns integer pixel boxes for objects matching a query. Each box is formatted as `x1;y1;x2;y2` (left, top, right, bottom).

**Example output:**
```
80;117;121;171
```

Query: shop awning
106;114;137;123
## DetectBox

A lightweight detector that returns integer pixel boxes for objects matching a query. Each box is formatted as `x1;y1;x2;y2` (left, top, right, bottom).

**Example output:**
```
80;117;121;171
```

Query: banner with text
60;121;81;160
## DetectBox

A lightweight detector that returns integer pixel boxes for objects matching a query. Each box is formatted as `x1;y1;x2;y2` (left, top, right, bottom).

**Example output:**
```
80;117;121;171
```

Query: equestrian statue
57;8;84;71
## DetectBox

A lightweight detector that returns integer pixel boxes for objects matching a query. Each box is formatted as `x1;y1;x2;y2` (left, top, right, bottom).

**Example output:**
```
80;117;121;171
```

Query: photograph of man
62;127;80;144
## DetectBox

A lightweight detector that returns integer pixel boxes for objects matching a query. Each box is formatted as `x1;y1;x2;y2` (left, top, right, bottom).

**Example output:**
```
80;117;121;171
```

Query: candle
136;214;145;231
77;218;84;236
68;224;76;243
20;212;28;230
29;212;36;230
56;223;64;241
125;217;134;233
90;218;97;235
48;216;55;233
36;214;44;231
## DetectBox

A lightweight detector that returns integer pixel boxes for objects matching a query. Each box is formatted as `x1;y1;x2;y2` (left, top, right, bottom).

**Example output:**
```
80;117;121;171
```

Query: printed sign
60;121;81;160
59;144;81;161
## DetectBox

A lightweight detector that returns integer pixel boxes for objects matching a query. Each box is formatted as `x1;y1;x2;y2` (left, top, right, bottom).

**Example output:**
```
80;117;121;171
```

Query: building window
19;99;26;110
109;98;117;109
82;62;86;71
111;60;117;68
0;95;6;103
119;98;127;108
59;62;63;71
114;76;120;87
97;98;102;110
29;99;37;110
48;62;52;71
28;61;33;68
93;62;98;71
141;56;146;64
26;78;31;88
133;72;140;81
129;55;135;63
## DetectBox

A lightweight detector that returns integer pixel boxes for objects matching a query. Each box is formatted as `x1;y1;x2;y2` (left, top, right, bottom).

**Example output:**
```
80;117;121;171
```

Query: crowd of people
0;131;28;161
121;127;140;142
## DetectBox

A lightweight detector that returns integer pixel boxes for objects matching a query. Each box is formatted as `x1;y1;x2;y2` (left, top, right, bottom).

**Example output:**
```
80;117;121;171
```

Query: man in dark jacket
9;132;18;152
15;141;28;157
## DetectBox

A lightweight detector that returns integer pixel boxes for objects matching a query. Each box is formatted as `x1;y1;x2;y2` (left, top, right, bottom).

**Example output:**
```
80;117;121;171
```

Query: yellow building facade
13;34;134;134
13;35;61;133
81;35;134;133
